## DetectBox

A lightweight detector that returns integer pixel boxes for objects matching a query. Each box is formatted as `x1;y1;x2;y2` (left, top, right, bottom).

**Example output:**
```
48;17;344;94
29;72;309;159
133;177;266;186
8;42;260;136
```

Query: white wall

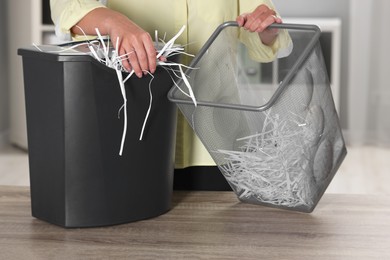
274;0;350;129
0;1;10;148
348;0;390;146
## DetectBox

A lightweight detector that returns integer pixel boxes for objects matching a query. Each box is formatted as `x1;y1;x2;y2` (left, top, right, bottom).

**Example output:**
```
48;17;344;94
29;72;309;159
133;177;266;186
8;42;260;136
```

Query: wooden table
1;186;389;259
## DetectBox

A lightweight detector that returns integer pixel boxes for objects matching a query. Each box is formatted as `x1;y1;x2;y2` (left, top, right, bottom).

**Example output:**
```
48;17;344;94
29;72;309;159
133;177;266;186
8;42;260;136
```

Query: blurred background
0;0;389;194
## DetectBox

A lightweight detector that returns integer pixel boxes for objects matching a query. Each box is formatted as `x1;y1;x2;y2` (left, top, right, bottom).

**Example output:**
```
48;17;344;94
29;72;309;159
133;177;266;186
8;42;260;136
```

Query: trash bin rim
18;45;96;62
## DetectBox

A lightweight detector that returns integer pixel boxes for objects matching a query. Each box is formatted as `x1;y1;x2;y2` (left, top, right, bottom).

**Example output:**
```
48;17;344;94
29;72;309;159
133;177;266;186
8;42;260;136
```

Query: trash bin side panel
62;61;112;227
62;62;177;227
119;66;177;216
21;56;66;226
94;64;177;224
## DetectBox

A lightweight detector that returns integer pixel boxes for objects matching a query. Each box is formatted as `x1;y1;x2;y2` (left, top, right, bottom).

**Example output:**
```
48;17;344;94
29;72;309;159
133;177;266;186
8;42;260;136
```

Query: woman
50;0;291;189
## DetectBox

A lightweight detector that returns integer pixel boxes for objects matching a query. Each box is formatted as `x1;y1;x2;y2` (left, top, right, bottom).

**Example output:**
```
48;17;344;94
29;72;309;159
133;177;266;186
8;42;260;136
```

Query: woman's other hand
236;4;282;46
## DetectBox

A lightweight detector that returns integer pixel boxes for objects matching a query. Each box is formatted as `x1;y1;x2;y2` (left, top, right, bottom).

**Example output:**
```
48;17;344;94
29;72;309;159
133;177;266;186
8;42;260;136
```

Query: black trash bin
18;43;177;228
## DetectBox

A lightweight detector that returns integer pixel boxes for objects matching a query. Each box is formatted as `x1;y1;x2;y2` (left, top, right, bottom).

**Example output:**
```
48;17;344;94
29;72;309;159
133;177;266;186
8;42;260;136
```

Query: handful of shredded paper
35;25;197;155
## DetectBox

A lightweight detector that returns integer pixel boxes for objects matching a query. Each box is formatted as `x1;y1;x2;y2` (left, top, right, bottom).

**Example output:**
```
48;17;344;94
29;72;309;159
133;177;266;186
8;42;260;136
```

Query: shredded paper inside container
169;22;347;212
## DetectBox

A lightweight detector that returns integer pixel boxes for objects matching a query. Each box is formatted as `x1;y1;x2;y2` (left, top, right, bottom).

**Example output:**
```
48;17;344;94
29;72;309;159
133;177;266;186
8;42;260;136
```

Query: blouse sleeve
238;0;292;62
50;0;106;41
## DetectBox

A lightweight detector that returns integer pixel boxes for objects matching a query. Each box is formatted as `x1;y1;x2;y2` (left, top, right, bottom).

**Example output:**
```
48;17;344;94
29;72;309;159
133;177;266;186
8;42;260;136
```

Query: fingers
125;47;143;77
115;31;157;78
118;47;133;73
143;37;158;74
236;13;247;27
131;34;157;76
238;4;282;33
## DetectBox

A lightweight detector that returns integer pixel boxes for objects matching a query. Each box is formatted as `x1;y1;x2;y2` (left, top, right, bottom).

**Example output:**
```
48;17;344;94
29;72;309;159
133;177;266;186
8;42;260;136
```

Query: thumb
236;14;248;26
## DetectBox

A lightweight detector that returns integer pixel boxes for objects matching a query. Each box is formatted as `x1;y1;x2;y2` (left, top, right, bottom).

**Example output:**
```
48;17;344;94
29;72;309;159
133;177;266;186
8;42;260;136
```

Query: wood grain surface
0;186;389;259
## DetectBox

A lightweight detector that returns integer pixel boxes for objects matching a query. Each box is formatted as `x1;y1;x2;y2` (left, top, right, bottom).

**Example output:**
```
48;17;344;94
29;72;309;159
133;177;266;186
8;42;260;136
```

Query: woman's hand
105;12;157;77
236;4;282;46
72;8;157;77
